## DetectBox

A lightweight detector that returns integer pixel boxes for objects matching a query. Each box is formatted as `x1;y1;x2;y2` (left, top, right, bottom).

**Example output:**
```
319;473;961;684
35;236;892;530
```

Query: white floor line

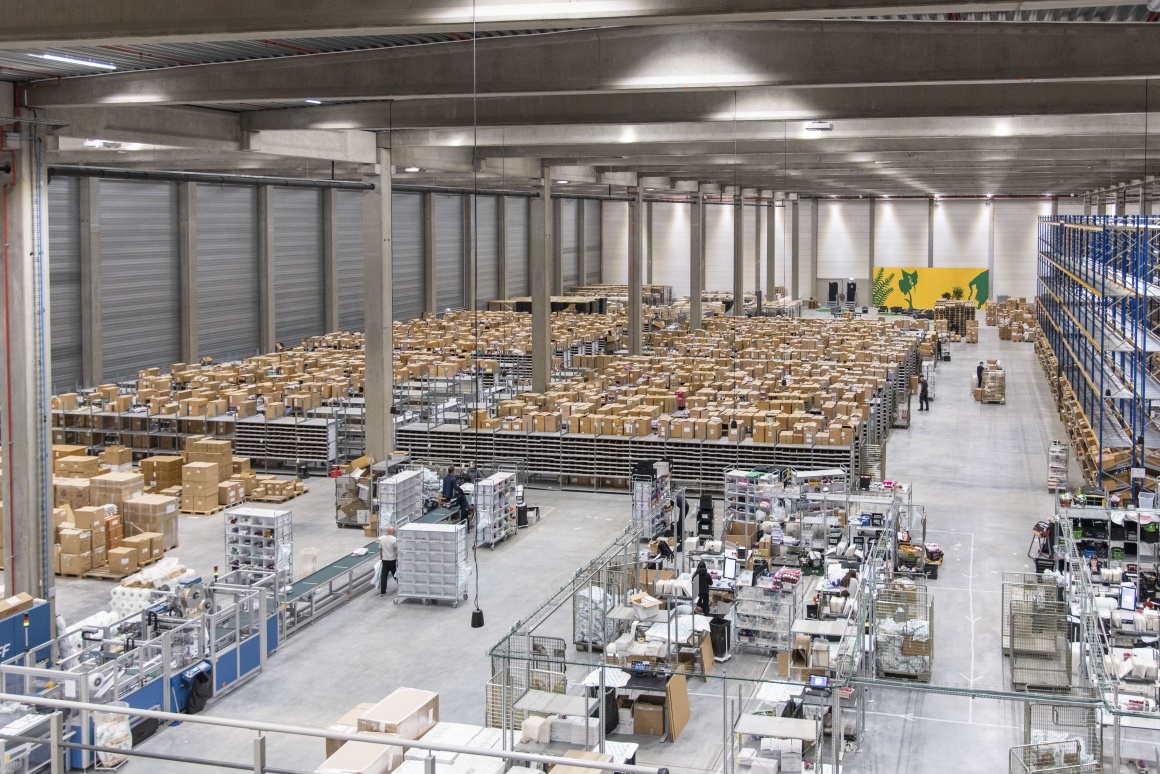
964;530;981;720
925;586;1000;594
863;710;1017;731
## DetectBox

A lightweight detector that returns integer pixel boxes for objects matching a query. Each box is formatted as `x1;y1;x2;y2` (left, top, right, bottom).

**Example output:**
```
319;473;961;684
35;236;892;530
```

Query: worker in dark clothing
454;485;472;531
695;561;713;616
442;467;457;501
918;376;930;411
977;362;985;388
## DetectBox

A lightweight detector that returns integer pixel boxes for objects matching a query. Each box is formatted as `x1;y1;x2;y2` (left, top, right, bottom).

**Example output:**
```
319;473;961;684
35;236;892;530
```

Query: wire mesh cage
1009;740;1100;774
1009;600;1072;693
1020;704;1101;772
874;581;934;681
573;551;638;652
1003;572;1064;655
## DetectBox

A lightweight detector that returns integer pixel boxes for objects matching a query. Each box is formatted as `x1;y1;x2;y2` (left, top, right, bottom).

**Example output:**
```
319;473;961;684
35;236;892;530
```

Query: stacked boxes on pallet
181;462;219;513
140;455;184;492
123;494;180;550
89;472;145;514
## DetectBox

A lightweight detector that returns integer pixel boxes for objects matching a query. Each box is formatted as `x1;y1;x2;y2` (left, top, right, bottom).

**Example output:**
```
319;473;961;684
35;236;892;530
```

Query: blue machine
0;601;52;665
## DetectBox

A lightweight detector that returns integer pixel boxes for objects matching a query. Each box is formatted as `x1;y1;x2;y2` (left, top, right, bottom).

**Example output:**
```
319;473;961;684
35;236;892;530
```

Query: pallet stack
140;455;184;492
975;362;1006;404
181;461;221;514
933;300;977;336
123;494;179;551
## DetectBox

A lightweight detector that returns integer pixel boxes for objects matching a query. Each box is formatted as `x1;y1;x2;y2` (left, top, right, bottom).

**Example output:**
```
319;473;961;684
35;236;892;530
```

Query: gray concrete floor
48;322;1082;773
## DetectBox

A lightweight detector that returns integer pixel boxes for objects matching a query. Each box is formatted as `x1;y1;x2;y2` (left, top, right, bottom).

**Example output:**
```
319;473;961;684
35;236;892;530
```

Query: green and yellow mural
871;267;989;310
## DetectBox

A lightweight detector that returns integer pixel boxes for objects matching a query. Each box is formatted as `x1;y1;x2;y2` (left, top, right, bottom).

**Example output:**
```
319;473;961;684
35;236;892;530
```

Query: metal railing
0;692;669;774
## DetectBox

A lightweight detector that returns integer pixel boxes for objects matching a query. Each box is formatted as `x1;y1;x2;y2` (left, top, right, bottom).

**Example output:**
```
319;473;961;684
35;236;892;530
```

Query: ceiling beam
0;0;1135;49
40;105;242;150
25;22;1160;107
242;81;1160;132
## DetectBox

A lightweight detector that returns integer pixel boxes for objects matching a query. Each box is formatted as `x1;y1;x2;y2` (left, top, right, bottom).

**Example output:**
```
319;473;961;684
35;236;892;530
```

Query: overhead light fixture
556;180;568;184
805;121;833;132
34;53;116;70
987;193;994;198
304;99;322;105
874;161;892;166
829;195;838;198
646;188;655;191
404;167;420;173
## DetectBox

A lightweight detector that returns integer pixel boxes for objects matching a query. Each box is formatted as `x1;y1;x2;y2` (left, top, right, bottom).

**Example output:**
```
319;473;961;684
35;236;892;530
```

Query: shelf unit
234;416;338;468
473;471;518;547
1048;440;1069;491
224;506;293;582
377;469;423;531
52;408;237;460
723;469;779;526
734;582;802;653
395;522;470;606
1037;215;1160;493
1064;505;1160;598
632;461;672;537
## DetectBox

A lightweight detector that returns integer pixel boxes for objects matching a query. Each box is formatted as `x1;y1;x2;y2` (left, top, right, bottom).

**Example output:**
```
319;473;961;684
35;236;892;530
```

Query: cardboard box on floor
357;688;439;739
314;733;404;774
326;703;377;758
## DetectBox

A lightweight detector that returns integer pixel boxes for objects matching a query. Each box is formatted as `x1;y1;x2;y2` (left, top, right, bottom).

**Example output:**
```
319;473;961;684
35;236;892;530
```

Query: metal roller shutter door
48;176;83;391
561;199;579;290
506;196;529;296
475;195;499;307
585;200;600;284
274;188;324;346
392;193;424;322
100;179;180;382
336;190;364;331
435;194;464;312
197;184;259;361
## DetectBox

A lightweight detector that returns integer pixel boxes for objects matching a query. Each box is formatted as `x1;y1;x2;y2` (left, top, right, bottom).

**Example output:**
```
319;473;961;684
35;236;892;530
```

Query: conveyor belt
286;541;379;603
414;506;460;524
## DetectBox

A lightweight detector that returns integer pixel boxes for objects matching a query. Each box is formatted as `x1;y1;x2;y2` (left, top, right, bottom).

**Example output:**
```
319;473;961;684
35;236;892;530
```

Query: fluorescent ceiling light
404;167;420;173
646;188;655;191
987;193;994;198
34;53;116;70
556;180;568;184
874;161;892;165
804;121;833;132
304;99;322;105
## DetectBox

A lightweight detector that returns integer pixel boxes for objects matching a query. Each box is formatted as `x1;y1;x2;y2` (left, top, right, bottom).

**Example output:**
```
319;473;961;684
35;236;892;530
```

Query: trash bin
710;616;730;658
517;505;528;527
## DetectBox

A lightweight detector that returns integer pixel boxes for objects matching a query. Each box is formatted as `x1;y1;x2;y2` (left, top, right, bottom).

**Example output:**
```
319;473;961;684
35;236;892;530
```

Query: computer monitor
809;675;829;689
1121;583;1137;611
723;556;738;581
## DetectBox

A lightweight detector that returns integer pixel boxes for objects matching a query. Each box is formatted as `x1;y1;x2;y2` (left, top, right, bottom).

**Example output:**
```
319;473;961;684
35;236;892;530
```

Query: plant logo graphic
898;270;918;309
968;270;989;308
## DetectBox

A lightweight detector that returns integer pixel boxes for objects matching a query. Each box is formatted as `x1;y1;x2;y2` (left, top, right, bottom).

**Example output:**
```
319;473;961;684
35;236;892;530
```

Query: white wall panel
995;199;1052;301
933;200;989;268
475;195;500;308
817;200;870;281
1058;200;1086;217
650;202;691;297
392;192;425;322
560;198;580;289
602;200;630;284
874;200;928;268
772;204;789;294
704;201;734;293
584;200;600;284
434;193;464;311
796;200;814;300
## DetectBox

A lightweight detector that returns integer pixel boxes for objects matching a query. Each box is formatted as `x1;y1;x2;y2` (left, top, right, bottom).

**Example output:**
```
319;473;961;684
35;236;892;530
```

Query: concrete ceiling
6;12;1160;198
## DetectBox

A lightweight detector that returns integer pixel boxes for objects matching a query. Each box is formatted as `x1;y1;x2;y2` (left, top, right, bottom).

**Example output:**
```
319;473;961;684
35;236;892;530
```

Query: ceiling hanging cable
470;0;485;630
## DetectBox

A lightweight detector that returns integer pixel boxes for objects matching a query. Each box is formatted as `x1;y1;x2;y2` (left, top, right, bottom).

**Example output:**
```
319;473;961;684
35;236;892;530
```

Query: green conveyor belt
414;506;459;524
286;541;379;603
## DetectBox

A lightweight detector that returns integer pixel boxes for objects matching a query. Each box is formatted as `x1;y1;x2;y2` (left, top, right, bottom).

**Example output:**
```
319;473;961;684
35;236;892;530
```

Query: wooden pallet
877;668;931;683
180;505;226;516
574;641;606;653
56;571;90;579
981;399;1006;404
247;488;309;504
84;565;129;581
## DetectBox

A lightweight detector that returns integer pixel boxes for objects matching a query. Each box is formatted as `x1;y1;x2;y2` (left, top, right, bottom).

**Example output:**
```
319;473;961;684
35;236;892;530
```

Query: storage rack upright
1037;215;1160;493
631;460;672;538
224;506;293;583
474;471;518;547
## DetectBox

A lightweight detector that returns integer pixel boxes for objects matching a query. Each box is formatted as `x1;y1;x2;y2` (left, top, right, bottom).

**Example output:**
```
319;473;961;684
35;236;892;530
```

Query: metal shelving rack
234;415;338;470
631;461;672;537
1037;215;1160;493
224;506;293;583
474;471;518;547
1048;440;1069;491
395;521;470;607
723;469;778;527
377;469;423;531
734;582;802;654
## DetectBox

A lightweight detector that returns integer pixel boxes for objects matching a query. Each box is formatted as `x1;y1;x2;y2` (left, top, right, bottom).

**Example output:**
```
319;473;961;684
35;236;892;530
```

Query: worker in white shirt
379;526;398;595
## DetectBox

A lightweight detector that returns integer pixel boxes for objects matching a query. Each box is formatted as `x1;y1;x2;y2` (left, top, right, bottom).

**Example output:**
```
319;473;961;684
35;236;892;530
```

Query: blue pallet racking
1037;215;1160;492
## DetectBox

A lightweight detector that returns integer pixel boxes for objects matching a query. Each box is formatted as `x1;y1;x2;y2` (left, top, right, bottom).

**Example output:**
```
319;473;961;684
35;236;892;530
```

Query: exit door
827;282;839;306
846;281;858;308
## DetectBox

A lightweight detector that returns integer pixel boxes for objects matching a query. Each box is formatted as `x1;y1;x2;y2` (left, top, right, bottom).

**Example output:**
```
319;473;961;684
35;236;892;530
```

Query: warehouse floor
50;323;1107;773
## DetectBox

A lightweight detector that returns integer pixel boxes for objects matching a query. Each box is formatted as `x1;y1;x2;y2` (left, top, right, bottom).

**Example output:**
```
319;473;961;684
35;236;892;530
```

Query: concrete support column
732;194;744;316
927;197;935;268
1145;183;1153;216
257;186;276;353
1117;188;1127;216
423;191;436;315
531;171;553;391
363;147;394;460
645;200;654;286
754;193;764;295
629;187;644;354
1051;196;1059;218
690;193;704;331
1098;194;1108;216
79;177;102;386
552;197;564;295
322;188;339;332
1084;196;1092;217
0;119;52;597
177;181;198;362
576;200;587;288
765;200;777;302
497;196;508;300
790;200;800;300
867;198;876;310
463;193;476;310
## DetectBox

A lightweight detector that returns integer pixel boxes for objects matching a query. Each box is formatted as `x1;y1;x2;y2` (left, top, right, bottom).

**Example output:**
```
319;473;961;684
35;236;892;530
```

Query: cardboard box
107;546;138;575
633;695;666;737
58;529;92;555
0;593;34;619
326;703;378;758
120;535;151;565
314;734;404;774
357;688;439;739
60;551;91;575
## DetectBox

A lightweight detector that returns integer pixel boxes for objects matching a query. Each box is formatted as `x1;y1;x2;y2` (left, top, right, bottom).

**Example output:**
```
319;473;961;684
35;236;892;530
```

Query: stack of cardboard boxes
974;361;1006;403
965;319;979;344
315;688;439;774
123;494;179;550
89;471;145;514
180;462;220;513
140;455;184;493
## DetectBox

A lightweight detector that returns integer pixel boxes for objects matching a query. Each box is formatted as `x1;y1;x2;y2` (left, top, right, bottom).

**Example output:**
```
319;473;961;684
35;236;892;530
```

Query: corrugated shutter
505;196;530;296
274;188;324;346
434;193;464;311
336;190;364;330
100;179;180;381
704;201;733;293
933;200;989;268
601;201;629;284
585;200;600;284
796;200;814;300
197;184;259;361
48;176;82;390
817;200;870;281
873;200;928;268
392;192;424;322
651;202;691;297
475;195;499;307
995;200;1051;300
561;198;580;290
